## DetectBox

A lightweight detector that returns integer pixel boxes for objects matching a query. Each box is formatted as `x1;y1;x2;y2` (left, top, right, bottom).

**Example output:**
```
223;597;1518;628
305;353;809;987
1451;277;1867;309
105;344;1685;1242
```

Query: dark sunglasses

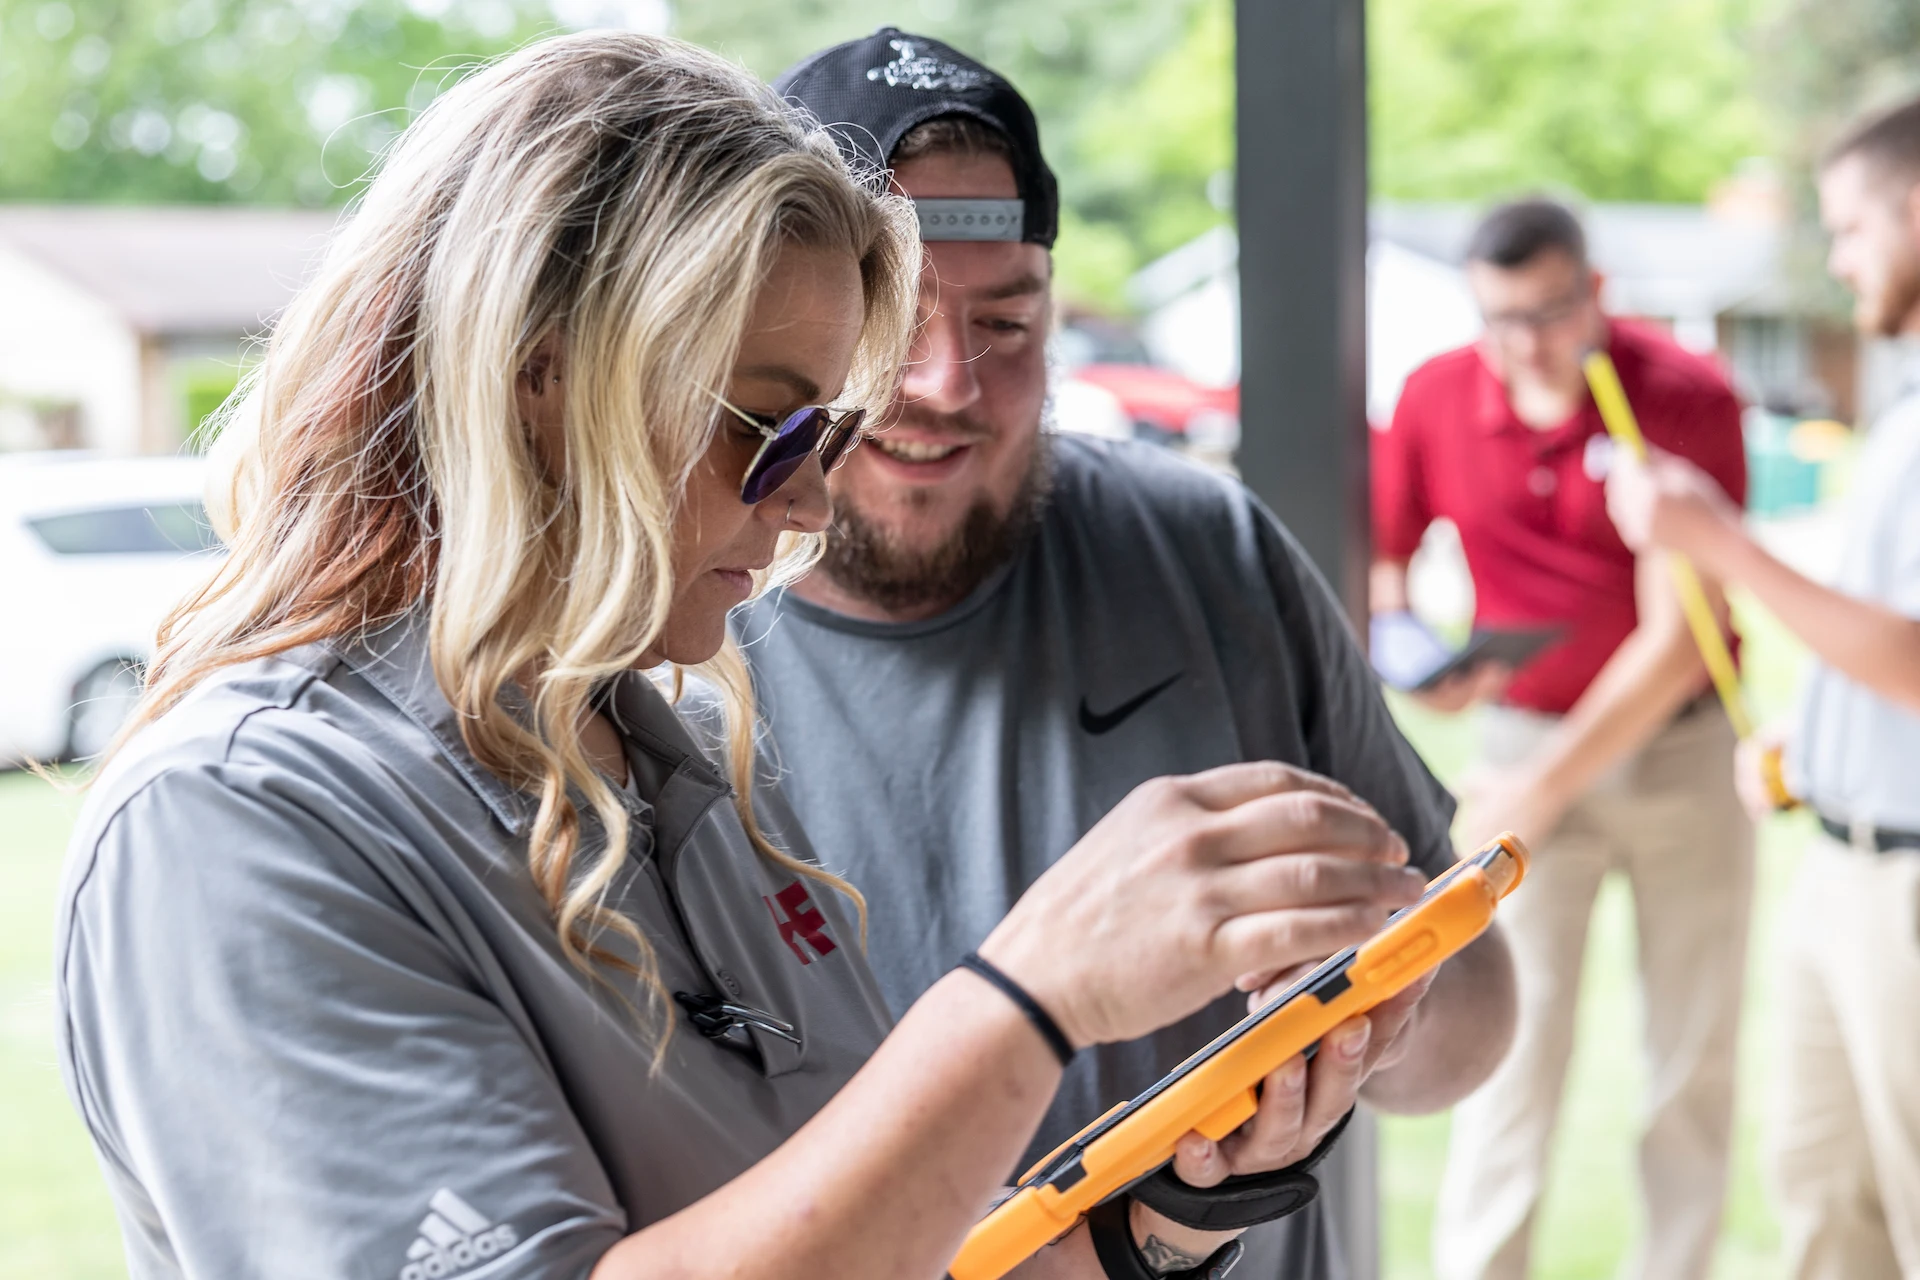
719;398;868;505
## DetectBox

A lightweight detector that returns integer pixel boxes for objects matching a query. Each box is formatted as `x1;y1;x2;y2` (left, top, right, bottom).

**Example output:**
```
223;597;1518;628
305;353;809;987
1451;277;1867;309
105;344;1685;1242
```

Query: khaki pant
1433;702;1753;1280
1772;832;1920;1279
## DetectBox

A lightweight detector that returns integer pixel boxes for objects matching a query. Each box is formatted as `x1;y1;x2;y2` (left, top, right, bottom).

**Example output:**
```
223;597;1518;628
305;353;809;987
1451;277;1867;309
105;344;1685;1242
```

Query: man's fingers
1209;789;1409;867
1295;1017;1370;1150
1177;761;1357;813
1215;903;1400;975
1360;973;1434;1074
1236;957;1318;999
1469;663;1514;702
1217;1055;1309;1172
1169;1130;1230;1189
1610;450;1649;483
1367;974;1432;1029
1214;854;1425;925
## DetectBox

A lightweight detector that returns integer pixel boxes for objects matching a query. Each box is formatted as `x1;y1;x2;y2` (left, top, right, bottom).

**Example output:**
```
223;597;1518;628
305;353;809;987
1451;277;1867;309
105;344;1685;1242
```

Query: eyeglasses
1481;288;1592;336
718;398;868;505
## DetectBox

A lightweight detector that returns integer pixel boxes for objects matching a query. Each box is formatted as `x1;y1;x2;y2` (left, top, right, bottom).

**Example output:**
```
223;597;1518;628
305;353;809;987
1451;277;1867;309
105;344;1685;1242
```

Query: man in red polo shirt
1372;199;1751;1280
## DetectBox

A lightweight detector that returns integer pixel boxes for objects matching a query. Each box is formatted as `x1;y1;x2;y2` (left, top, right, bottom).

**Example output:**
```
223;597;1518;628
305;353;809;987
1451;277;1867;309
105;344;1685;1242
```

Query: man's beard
1869;245;1920;337
818;433;1055;617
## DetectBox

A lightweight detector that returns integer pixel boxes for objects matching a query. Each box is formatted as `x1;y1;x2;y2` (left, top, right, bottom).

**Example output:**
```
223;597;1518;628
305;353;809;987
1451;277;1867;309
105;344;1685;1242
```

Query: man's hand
1605;448;1742;564
1237;961;1439;1090
1169;1010;1377;1186
1409;661;1512;714
1455;766;1568;855
983;763;1424;1051
1126;1003;1402;1273
1734;723;1794;819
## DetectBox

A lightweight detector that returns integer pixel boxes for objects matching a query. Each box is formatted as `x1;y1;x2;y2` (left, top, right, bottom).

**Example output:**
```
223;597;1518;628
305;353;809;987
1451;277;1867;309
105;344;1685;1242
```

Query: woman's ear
515;334;568;466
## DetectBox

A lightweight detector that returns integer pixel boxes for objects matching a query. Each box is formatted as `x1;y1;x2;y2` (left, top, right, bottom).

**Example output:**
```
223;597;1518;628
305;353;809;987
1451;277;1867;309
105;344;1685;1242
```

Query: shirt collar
1468;345;1514;435
1893;337;1920;401
603;671;728;796
328;608;725;837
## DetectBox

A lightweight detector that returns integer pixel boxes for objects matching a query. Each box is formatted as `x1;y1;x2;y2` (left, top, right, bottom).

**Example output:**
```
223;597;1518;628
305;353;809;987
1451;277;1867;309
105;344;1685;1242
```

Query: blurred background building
0;206;331;453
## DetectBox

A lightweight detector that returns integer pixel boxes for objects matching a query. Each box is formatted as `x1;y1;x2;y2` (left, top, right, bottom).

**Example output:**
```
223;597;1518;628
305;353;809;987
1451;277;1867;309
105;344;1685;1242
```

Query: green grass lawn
0;769;123;1279
0;593;1814;1277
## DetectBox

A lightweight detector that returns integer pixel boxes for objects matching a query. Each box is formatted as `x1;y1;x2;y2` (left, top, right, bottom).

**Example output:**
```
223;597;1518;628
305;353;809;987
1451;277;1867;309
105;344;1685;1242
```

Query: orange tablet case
947;833;1531;1280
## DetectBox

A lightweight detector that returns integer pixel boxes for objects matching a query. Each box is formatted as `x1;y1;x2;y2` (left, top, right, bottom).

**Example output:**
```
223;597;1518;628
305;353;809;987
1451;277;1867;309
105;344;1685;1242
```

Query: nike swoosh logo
1078;672;1185;735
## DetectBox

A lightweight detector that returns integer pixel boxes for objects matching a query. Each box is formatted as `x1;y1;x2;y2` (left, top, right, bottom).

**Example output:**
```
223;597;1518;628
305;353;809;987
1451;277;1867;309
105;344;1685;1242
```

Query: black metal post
1234;0;1371;628
1234;2;1378;1275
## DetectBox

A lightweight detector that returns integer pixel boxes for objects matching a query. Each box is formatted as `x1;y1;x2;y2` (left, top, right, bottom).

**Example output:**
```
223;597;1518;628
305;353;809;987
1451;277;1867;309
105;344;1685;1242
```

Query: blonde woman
53;33;1423;1280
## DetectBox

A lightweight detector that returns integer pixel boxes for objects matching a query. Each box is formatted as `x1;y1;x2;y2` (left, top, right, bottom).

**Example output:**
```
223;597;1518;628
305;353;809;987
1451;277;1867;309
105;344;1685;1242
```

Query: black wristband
1129;1106;1353;1231
956;951;1076;1067
1086;1195;1244;1280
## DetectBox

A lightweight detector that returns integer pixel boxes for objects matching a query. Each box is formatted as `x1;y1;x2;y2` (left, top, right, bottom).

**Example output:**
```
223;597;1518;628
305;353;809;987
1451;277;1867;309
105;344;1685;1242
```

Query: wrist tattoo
1139;1233;1209;1275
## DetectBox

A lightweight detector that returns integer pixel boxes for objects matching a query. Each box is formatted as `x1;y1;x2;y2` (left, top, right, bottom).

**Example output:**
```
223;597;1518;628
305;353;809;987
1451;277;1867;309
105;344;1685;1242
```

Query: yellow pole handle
1582;350;1754;741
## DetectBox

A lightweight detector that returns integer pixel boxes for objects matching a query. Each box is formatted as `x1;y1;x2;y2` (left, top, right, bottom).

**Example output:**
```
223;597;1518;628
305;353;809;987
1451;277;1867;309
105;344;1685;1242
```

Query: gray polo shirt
1793;363;1920;830
736;434;1458;1279
54;613;889;1280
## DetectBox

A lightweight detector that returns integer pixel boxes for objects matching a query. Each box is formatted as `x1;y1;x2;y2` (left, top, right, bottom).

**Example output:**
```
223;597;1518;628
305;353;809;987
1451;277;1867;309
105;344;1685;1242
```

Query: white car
0;452;222;764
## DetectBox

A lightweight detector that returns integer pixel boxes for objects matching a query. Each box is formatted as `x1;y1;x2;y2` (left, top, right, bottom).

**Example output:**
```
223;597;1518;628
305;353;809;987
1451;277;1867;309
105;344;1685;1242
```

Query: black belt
1675;688;1722;722
1818;814;1920;853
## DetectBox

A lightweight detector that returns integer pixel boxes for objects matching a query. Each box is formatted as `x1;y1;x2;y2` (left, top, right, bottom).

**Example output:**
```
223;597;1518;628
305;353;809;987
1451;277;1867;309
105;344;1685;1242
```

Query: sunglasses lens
739;406;828;504
818;409;867;472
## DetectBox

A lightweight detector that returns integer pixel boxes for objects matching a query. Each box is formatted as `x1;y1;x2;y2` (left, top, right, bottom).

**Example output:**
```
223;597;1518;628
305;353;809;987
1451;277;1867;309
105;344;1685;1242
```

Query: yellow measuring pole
1582;350;1754;740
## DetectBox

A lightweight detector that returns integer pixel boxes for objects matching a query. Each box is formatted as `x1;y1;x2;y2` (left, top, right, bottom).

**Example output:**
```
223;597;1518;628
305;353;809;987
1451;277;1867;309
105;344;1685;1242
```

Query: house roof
1132;202;1789;321
1371;201;1785;318
0;205;338;337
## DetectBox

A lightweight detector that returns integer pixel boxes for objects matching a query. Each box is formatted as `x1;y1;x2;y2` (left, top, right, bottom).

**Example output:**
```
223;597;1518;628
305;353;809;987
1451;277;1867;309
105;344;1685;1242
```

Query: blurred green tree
1741;0;1920;309
1064;0;1230;308
0;0;551;205
1370;0;1770;203
0;0;1787;312
1755;0;1920;164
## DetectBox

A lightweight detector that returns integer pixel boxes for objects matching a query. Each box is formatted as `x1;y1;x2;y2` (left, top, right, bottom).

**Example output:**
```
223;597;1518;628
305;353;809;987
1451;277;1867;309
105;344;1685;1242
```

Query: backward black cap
774;27;1059;248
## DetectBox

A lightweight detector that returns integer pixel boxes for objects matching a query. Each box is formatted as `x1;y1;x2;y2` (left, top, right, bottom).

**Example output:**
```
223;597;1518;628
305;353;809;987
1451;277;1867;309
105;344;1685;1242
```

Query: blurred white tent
1128;223;1480;421
1129;226;1241;391
1365;239;1481;422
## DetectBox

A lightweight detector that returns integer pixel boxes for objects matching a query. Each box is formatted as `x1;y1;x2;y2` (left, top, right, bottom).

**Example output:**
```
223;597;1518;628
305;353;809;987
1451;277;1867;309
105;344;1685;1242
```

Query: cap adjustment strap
913;198;1025;242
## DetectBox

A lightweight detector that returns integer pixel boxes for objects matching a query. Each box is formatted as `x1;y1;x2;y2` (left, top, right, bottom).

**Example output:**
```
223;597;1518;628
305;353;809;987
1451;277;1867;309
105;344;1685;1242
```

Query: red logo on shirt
765;881;837;965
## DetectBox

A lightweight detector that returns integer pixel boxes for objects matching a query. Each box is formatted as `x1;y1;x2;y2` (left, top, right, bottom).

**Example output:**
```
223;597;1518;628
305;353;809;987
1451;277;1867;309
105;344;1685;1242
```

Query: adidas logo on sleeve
397;1189;519;1280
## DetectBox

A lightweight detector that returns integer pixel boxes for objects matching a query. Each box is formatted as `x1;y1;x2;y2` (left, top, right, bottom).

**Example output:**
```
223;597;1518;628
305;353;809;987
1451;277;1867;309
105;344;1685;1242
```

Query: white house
0;206;336;454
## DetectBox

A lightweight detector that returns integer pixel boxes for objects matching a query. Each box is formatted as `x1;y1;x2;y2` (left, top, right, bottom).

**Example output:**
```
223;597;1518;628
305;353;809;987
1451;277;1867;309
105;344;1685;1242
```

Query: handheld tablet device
1371;612;1562;693
947;833;1531;1280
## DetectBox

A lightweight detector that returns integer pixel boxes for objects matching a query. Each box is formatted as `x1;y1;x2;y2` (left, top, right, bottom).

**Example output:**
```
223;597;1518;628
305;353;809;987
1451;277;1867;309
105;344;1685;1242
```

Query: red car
1070;362;1241;451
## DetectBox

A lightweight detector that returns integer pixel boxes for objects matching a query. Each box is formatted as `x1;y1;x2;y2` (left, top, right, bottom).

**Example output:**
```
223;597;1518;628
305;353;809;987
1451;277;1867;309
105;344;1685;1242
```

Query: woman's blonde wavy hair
122;31;919;1039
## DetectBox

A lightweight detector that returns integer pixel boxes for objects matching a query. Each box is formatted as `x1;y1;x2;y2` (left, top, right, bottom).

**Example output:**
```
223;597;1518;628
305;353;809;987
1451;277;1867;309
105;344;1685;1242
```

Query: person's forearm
1360;926;1515;1113
1521;617;1707;811
592;971;1080;1280
1371;559;1411;613
1701;523;1920;715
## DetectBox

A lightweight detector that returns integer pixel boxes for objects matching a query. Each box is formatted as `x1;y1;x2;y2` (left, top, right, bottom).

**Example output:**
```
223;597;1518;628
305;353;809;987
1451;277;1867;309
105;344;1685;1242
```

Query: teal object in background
1744;409;1823;516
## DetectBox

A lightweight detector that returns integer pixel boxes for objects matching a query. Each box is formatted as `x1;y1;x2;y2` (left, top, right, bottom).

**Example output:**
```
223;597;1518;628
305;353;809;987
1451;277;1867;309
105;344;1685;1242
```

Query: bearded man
1605;96;1920;1280
736;29;1517;1279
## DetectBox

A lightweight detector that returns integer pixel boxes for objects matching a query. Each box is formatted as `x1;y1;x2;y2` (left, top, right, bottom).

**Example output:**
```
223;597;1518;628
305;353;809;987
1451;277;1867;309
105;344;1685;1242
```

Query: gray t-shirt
1793;370;1920;829
736;434;1457;1277
55;612;889;1280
